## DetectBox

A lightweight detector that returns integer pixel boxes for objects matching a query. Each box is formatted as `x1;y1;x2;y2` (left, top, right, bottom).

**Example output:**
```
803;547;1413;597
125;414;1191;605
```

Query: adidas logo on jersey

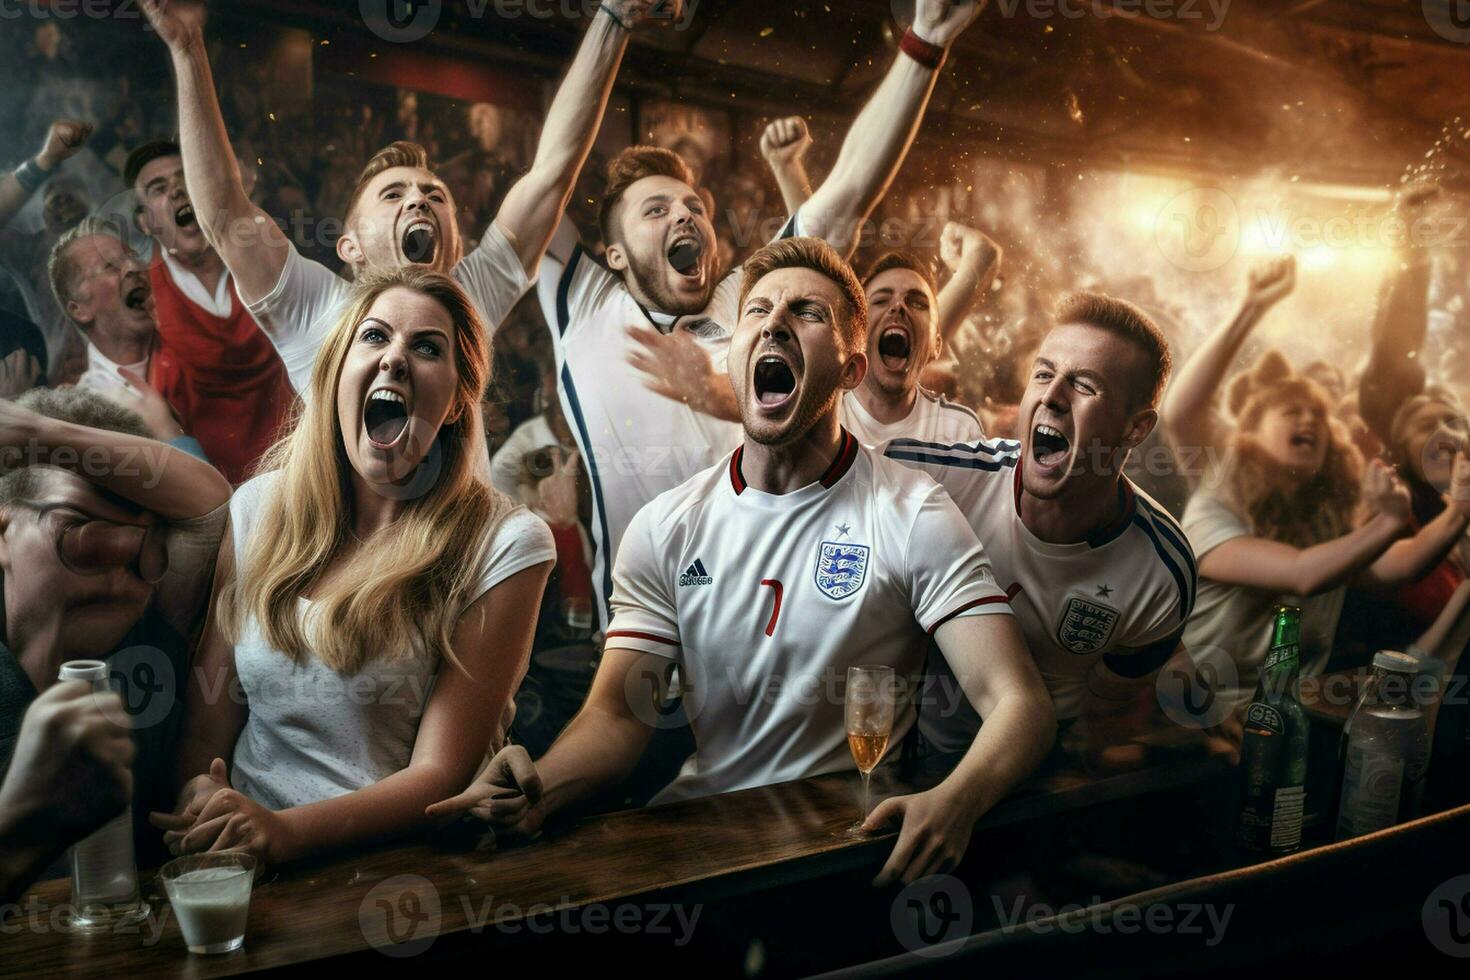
679;559;714;587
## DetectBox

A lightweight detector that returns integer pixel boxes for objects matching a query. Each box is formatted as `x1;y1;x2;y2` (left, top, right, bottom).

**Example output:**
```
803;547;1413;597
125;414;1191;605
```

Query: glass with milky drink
846;665;895;833
159;852;258;954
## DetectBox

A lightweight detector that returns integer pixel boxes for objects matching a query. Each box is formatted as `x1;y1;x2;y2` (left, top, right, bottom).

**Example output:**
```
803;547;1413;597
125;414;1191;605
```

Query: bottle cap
1373;650;1420;674
57;659;108;683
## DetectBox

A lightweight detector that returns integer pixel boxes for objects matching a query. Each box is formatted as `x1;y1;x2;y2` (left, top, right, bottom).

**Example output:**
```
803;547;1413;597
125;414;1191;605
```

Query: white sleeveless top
226;471;553;810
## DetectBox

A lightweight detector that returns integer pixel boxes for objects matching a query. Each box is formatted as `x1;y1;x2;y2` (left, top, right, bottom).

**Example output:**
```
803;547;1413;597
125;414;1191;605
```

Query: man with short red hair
540;0;987;629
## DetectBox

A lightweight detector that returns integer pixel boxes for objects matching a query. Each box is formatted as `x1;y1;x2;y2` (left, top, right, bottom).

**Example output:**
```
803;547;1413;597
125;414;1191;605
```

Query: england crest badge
1056;596;1120;655
814;541;870;600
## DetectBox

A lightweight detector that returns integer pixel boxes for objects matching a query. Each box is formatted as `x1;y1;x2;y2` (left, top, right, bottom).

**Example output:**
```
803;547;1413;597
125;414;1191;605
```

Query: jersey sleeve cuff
476;220;531;297
604;627;682;657
924;593;1012;636
243;237;299;319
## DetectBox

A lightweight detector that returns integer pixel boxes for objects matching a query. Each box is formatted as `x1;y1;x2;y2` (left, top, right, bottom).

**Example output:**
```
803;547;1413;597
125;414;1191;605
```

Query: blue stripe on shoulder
887;436;1020;456
1130;513;1193;623
1134;496;1199;587
886;449;1018;472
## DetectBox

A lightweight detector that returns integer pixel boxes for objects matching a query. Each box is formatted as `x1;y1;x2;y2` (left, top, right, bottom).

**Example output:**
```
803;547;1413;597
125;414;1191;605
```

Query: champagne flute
846;664;895;833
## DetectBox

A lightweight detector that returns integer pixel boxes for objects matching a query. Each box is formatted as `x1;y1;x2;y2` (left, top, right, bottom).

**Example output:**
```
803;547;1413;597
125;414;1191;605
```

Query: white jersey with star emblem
884;436;1197;741
840;387;984;450
539;218;800;630
606;431;1012;803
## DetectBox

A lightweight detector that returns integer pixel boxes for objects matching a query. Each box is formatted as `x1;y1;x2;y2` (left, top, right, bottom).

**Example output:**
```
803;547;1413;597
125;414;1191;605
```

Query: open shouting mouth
877;321;912;373
401;220;438;265
1032;422;1071;469
364;385;412;450
123;277;152;313
752;351;798;413
1289;429;1319;452
174;203;196;228
667;234;703;278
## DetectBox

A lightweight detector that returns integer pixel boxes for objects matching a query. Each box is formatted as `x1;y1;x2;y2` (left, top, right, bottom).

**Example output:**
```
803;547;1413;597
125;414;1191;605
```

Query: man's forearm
937;692;1055;821
169;29;255;251
800;54;939;256
12;417;232;521
936;246;1000;340
771;159;813;216
533;702;655;817
494;8;630;273
0;170;38;232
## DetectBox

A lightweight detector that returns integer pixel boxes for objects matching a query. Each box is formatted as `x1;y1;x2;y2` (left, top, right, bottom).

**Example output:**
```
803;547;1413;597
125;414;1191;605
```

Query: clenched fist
36;119;93;172
760;116;812;169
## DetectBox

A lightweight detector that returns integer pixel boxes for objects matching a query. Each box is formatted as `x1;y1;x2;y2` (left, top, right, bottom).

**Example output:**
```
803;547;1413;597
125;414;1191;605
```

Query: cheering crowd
2;0;1469;902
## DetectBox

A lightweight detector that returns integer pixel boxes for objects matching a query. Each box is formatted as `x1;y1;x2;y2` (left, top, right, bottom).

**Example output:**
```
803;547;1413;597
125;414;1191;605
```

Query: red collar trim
729;446;748;495
819;429;860;488
729;429;859;496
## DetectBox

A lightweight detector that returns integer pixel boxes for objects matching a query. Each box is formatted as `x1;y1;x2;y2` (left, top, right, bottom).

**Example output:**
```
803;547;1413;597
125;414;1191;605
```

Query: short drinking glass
159;851;258;954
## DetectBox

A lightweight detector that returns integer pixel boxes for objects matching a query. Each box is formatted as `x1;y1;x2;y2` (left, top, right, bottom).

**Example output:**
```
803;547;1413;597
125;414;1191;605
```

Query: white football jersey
606;431;1013;803
840;387;984;450
538;218;799;630
884;436;1197;739
248;228;529;394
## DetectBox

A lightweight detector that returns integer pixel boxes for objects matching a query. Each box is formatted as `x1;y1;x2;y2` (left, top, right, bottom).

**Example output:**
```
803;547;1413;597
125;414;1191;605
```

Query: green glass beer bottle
1235;605;1310;854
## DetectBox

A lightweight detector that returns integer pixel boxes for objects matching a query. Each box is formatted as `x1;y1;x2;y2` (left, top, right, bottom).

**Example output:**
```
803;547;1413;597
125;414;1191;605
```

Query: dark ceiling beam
1294;0;1470;51
213;0;1441;188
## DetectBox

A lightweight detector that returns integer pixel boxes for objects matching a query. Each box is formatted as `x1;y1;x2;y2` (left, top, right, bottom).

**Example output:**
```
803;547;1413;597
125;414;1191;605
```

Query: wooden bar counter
1;734;1230;978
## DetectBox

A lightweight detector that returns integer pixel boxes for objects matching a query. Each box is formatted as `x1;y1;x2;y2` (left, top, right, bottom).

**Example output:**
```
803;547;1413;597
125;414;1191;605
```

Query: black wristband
13;158;48;195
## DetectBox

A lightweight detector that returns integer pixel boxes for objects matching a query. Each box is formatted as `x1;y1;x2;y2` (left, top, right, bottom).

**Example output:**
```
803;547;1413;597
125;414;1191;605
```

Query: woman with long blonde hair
1161;257;1470;755
151;268;554;863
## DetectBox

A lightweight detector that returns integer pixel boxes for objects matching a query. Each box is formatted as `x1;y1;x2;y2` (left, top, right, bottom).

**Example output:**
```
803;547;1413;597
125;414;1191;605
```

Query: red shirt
148;259;295;484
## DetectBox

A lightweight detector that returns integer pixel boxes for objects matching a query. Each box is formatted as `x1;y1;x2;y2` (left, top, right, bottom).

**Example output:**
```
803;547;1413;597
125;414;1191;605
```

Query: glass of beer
846;664;895;833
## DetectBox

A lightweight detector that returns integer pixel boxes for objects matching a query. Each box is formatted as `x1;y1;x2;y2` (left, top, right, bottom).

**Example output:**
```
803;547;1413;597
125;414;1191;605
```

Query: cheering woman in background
1162;257;1470;752
153;268;554;863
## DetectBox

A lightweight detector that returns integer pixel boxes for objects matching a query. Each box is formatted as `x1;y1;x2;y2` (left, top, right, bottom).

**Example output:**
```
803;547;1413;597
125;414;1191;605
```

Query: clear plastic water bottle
1335;651;1431;840
58;660;150;931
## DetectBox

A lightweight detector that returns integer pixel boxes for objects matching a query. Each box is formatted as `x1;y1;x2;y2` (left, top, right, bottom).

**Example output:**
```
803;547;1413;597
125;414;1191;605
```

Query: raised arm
0;398;230;521
494;1;671;278
936;221;1001;341
0;120;91;231
865;612;1054;887
760;116;814;216
143;0;291;305
1359;188;1436;444
1161;256;1295;457
797;0;981;257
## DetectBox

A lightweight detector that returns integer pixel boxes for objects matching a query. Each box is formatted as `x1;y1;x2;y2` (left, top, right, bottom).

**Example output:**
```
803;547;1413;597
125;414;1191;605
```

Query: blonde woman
1161;257;1470;751
151;268;553;863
